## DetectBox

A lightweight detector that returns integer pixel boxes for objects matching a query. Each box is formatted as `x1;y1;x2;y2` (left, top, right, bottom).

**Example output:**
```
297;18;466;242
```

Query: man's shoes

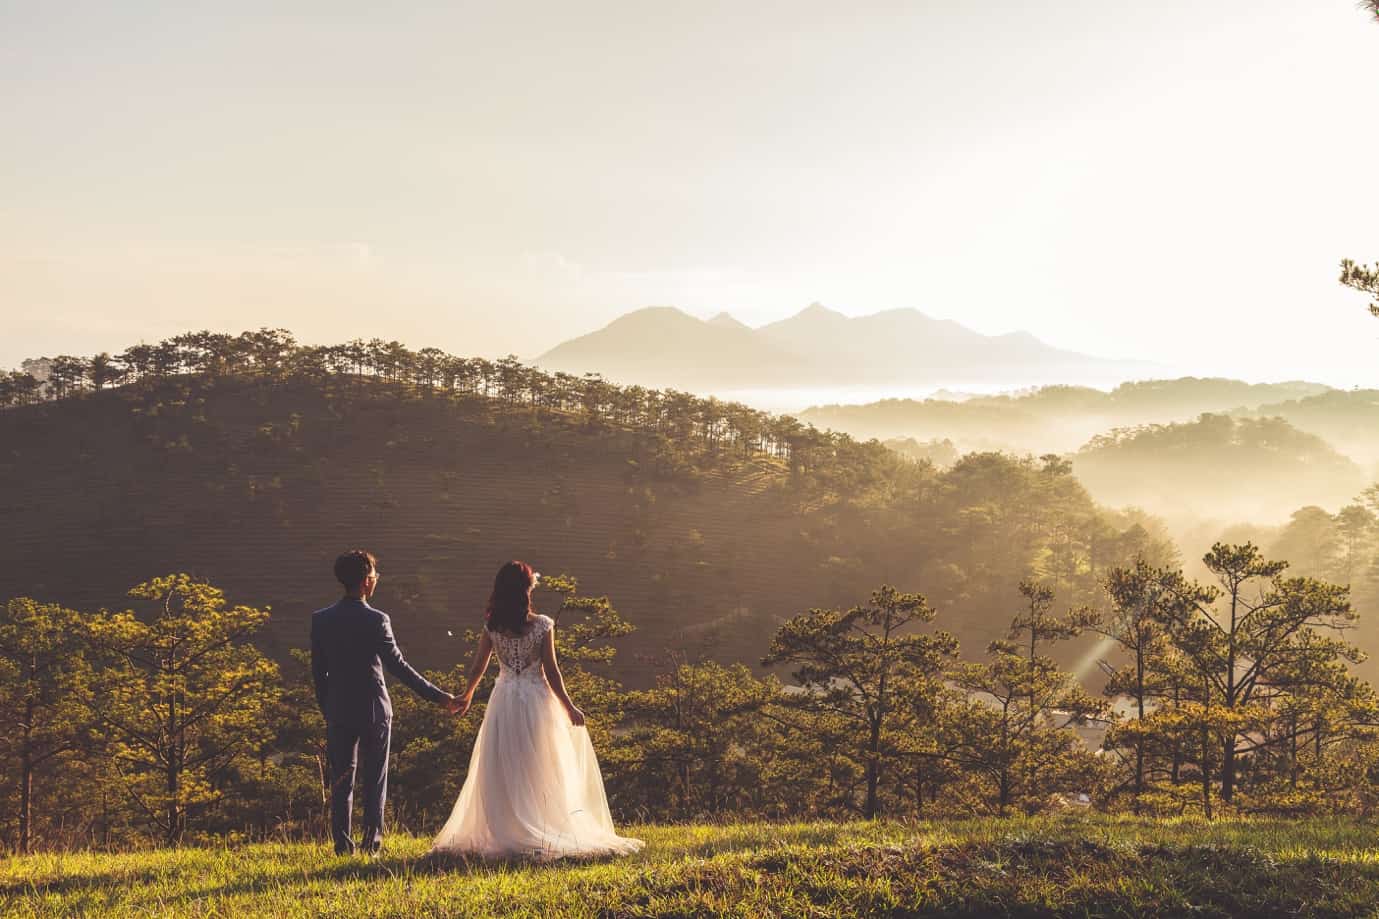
332;837;379;857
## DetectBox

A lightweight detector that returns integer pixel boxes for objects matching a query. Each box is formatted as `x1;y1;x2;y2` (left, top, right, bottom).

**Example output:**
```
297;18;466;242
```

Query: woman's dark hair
486;560;535;635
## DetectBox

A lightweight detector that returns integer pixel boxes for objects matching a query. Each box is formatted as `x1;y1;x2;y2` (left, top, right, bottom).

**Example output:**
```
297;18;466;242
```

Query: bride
431;561;644;860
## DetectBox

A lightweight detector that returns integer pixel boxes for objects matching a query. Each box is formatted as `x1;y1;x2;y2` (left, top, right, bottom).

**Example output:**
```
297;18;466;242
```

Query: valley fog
701;380;1113;415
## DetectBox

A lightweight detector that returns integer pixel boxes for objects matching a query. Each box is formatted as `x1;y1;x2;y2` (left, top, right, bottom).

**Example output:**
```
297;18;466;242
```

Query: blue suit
311;597;447;854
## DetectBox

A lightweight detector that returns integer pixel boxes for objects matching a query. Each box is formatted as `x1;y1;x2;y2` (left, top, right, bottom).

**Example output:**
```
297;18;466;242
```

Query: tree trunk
1220;739;1236;805
20;729;32;854
1200;723;1213;820
1221;584;1239;806
1133;641;1146;813
166;668;181;845
866;629;891;821
1170;684;1182;786
863;749;880;819
1289;717;1299;789
1133;742;1145;815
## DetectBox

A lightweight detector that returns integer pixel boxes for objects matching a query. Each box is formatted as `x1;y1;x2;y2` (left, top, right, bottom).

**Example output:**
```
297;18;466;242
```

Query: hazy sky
3;1;1377;384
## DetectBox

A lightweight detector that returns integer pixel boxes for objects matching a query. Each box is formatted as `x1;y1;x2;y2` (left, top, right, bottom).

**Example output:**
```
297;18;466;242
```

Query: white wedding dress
430;614;643;860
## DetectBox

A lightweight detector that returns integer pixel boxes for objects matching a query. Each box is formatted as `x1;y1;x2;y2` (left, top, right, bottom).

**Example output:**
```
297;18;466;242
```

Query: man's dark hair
334;549;377;591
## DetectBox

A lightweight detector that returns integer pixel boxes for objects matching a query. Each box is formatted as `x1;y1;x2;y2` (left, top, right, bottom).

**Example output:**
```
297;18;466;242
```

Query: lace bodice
491;615;553;683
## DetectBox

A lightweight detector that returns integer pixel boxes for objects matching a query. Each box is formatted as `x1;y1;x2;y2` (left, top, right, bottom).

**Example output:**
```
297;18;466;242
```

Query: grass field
6;817;1379;917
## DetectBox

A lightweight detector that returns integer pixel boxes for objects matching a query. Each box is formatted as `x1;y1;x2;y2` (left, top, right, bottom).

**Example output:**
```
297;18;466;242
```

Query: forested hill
799;378;1340;455
0;332;1174;684
1072;414;1368;522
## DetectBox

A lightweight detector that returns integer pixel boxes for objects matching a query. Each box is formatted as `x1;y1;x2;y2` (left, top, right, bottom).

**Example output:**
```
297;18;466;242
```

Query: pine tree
764;585;958;818
621;656;784;818
87;575;280;843
1091;561;1214;813
948;582;1106;814
0;599;96;853
1340;259;1379;317
1155;544;1357;808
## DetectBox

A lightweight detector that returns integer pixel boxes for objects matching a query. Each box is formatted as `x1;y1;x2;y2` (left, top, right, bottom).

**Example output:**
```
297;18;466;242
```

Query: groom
311;549;459;855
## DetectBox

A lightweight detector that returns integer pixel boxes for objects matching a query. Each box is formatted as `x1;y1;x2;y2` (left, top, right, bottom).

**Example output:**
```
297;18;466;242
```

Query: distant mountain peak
613;305;697;324
870;307;930;318
534;303;807;386
796;302;846;321
707;311;749;330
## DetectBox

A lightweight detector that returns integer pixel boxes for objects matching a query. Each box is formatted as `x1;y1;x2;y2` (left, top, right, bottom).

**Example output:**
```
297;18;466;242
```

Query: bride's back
490;614;552;677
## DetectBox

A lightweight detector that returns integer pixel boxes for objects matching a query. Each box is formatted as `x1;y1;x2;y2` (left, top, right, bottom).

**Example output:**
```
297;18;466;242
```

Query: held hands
444;690;576;723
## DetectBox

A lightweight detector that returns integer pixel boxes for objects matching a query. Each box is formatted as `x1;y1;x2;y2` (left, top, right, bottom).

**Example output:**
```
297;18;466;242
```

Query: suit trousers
326;719;391;854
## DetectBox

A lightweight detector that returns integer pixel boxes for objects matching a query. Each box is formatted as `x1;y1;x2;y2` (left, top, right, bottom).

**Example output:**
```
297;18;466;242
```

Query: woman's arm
540;625;585;726
456;629;493;717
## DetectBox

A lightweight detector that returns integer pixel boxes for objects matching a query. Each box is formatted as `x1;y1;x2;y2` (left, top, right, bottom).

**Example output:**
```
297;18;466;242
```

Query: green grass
6;817;1379;917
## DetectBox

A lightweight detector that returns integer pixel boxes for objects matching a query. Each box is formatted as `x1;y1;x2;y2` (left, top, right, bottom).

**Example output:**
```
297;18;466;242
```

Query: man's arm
309;617;329;715
377;614;450;704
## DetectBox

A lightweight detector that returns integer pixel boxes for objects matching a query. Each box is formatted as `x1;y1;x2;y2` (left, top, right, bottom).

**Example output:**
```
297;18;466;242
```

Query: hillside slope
0;381;846;684
0;372;1186;686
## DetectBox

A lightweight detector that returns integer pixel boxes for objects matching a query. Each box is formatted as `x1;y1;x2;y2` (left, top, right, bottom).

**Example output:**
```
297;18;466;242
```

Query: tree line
0;329;874;481
3;544;1374;854
1270;491;1379;612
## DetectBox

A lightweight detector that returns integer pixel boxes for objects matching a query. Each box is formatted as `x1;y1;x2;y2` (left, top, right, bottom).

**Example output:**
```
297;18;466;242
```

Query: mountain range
534;304;1142;390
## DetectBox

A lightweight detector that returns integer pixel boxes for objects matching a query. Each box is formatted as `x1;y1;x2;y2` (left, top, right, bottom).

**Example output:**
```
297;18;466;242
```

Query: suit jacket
310;597;446;726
